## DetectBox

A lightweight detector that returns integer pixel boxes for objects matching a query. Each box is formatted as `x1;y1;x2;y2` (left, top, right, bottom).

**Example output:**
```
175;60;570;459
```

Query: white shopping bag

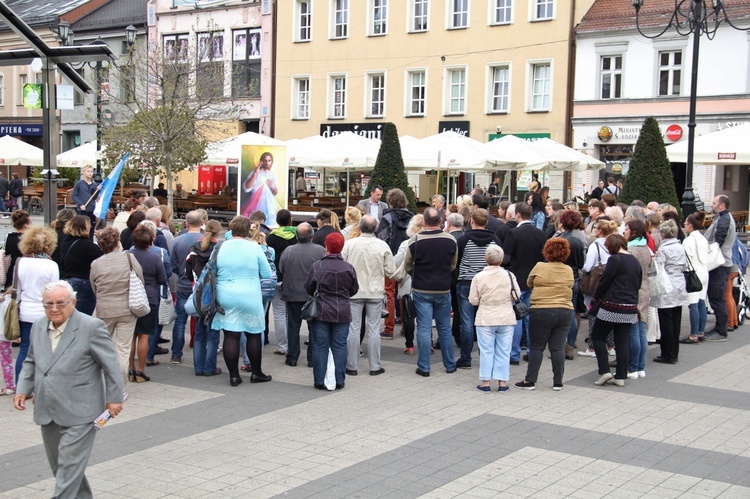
324;349;336;391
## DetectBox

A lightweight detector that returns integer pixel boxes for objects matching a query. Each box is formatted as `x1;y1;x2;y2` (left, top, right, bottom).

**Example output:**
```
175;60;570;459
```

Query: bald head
297;222;314;243
360;215;377;234
185;210;203;229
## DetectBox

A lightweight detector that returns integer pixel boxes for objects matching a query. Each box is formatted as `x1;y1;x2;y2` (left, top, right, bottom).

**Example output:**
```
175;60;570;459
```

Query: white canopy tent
531;139;605;171
665;124;750;164
287;132;380;170
205;131;285;166
56;141;103;168
0;135;43;166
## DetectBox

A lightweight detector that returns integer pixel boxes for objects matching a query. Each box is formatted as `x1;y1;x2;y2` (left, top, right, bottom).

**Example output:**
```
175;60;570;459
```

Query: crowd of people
1;182;747;399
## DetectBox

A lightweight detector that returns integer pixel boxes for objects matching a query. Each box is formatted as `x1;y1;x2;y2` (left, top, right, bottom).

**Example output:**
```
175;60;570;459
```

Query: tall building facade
274;0;594;200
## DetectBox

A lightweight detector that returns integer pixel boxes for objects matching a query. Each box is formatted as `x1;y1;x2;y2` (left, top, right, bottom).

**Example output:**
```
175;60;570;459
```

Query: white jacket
683;231;709;304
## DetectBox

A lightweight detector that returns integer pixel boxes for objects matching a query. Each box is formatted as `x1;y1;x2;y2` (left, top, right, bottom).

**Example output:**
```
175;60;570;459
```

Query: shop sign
597;126;613;142
718;152;736;160
0;124;43;136
665;124;683;141
438;120;470;136
320;123;384;139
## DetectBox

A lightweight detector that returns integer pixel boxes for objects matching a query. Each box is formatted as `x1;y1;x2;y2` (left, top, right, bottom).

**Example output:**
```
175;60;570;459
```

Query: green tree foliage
366;122;417;212
620;116;682;215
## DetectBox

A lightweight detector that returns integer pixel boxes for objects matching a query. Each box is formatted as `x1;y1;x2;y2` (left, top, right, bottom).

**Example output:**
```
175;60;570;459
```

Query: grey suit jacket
356;199;388;221
16;310;124;427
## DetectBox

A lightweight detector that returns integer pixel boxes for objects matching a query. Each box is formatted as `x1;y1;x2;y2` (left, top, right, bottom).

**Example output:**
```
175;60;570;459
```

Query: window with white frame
329;74;347;118
331;0;349;39
0;75;4;106
370;0;387;35
488;65;509;113
293;77;310;119
658;50;681;96
600;55;622;99
411;0;429;32
449;0;469;28
492;0;512;24
446;67;466;115
530;62;551;111
407;70;426;116
18;74;27;103
533;0;554;20
296;0;312;42
74;69;85;105
368;73;385;117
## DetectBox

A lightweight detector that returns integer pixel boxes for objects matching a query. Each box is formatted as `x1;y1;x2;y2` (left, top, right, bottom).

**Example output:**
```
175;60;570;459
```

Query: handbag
504;268;528;320
648;257;674;296
401;293;415;323
683;254;703;293
3;257;21;341
301;262;320;321
706;242;725;271
579;243;605;295
126;253;151;318
157;250;176;325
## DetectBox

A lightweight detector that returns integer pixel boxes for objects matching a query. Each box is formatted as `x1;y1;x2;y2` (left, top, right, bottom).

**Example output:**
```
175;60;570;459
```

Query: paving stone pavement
1;308;749;498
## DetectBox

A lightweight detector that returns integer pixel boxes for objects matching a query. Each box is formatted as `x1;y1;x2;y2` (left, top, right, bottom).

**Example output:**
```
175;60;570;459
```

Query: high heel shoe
230;377;243;387
133;370;150;383
128;370;136;382
250;373;272;383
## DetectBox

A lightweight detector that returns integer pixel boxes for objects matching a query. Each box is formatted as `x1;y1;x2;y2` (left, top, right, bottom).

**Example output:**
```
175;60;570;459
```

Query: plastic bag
324;349;336;391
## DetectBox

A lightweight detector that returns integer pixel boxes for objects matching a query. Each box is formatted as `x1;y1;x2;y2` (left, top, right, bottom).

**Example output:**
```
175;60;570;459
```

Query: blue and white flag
93;152;130;220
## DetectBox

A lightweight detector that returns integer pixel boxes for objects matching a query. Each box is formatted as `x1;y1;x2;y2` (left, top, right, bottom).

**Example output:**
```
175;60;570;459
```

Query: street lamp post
633;0;750;216
59;25;137;182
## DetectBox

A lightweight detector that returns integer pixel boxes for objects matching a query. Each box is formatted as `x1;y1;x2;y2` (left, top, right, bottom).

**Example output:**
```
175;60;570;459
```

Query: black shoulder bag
301;261;321;321
504;268;529;320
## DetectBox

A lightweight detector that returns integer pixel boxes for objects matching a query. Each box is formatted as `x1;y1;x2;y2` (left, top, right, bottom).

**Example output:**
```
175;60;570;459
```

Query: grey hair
625;206;645;221
659;219;679;239
42;280;77;300
186;210;203;227
138;220;158;234
432;194;445;206
484;245;505;266
446;212;464;228
145;207;162;222
143;196;160;208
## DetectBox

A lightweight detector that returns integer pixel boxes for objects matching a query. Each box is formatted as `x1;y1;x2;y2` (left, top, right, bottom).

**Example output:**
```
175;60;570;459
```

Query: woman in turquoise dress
212;216;273;387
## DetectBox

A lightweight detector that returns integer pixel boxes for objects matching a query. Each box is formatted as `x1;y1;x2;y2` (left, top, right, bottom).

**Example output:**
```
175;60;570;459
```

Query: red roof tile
577;0;750;33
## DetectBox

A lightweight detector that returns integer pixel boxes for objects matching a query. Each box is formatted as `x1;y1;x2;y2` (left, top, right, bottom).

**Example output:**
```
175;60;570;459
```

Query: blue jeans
67;277;96;316
310;320;348;385
0;197;6;213
456;283;477;365
413;291;455;373
627;321;648;372
688;300;708;336
172;291;190;359
193;321;220;375
567;278;580;347
15;321;33;382
511;290;532;361
476;325;514;381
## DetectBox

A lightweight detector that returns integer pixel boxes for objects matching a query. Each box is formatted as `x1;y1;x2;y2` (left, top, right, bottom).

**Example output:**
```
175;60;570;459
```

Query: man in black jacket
503;202;546;364
405;208;458;376
0;172;9;216
312;209;337;247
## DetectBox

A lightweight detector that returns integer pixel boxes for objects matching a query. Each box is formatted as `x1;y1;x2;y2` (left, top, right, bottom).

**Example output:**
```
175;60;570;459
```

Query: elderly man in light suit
15;281;123;499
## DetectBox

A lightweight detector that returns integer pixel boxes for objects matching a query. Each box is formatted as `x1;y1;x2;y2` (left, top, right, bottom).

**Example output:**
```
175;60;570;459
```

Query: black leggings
223;331;264;378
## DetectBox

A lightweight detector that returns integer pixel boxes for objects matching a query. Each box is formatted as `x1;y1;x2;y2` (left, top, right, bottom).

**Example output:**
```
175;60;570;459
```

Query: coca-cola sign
665;124;683;141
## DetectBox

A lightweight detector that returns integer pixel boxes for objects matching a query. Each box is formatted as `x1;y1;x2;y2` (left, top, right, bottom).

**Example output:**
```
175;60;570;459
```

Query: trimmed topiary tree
620;116;681;215
366;122;417;212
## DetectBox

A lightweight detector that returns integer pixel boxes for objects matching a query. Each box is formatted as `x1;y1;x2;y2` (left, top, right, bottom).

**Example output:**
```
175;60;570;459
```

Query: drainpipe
563;0;579;200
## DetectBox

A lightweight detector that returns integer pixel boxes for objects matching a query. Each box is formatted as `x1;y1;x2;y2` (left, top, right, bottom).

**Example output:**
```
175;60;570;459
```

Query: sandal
146;359;160;366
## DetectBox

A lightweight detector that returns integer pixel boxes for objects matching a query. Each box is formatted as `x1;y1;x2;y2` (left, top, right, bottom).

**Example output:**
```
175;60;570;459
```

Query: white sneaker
638;371;646;378
578;349;596;357
626;372;639;380
607;378;625;387
607;348;616;357
0;388;15;395
594;373;613;385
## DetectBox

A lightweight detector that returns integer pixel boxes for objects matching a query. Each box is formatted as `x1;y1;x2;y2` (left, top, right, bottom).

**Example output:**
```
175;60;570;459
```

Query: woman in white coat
681;212;710;344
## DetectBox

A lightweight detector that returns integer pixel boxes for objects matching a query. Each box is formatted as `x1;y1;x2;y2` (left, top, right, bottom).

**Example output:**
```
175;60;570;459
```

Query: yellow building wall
274;0;594;143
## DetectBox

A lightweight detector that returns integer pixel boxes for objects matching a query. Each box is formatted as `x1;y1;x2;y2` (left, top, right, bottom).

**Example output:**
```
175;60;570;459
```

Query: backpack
192;242;224;326
260;245;277;303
